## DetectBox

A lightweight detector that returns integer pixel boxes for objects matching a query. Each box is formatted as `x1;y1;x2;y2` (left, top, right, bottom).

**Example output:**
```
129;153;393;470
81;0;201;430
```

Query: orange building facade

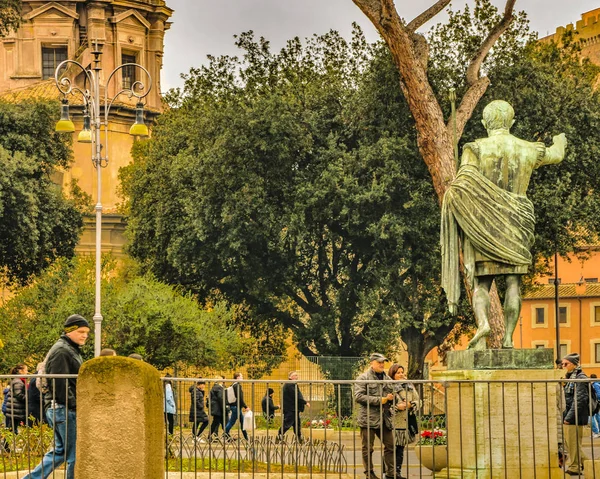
517;252;600;375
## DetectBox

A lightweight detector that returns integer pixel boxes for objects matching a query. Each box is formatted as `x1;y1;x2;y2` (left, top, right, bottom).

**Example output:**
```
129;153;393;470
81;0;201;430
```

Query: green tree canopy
0;256;254;371
0;99;84;286
121;28;461;377
122;3;600;376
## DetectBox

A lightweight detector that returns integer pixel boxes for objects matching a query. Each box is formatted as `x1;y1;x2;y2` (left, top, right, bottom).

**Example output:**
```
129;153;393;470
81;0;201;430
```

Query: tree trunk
350;0;515;349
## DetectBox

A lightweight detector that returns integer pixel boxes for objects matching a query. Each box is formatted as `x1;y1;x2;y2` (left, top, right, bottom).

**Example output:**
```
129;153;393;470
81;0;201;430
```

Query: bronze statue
441;100;566;350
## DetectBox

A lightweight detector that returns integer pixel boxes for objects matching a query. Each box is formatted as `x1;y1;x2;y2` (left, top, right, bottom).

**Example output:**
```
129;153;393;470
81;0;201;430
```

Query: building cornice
23;2;79;21
108;9;151;29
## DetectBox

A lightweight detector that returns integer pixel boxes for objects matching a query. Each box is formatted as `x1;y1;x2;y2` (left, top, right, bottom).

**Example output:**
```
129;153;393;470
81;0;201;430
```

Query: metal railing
2;374;600;478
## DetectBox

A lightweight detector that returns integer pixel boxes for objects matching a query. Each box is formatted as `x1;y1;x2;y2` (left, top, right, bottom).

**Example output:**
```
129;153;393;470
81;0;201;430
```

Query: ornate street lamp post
54;42;152;356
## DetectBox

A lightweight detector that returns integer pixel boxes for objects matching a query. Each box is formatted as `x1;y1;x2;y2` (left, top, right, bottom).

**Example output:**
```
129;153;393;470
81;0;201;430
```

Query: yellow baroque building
539;7;600;64
0;0;173;254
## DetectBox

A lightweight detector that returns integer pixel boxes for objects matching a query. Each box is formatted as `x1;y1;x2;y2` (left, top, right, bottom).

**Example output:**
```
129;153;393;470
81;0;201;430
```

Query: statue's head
482;100;515;132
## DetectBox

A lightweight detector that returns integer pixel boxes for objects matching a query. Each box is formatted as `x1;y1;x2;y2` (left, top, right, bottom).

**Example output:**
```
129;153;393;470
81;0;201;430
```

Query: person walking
209;376;228;439
23;314;90;479
224;372;248;441
5;364;28;436
354;353;395;479
562;352;590;476
164;375;177;436
277;371;310;442
189;380;209;440
261;387;280;423
388;364;419;479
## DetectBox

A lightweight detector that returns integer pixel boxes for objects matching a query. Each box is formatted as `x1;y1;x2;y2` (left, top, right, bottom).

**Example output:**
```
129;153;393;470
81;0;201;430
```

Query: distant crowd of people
166;370;311;444
9;314;599;479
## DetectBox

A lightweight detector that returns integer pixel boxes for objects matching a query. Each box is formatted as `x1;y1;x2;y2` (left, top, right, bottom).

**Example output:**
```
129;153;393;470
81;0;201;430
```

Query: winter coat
209;383;225;417
164;383;176;415
5;378;27;421
27;376;44;424
2;386;9;414
261;395;280;419
282;383;307;415
391;382;420;430
44;334;84;410
563;367;589;426
188;386;208;422
354;368;394;430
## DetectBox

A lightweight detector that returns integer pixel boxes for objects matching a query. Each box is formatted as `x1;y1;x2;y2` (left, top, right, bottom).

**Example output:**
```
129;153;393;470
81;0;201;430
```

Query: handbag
408;410;419;438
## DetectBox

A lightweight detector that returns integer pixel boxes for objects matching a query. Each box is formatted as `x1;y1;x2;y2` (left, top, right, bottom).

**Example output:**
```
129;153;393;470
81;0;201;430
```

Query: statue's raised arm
441;100;567;350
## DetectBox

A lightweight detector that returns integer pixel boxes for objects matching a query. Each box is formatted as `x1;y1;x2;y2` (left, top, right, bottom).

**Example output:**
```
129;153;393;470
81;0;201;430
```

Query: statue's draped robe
441;164;535;314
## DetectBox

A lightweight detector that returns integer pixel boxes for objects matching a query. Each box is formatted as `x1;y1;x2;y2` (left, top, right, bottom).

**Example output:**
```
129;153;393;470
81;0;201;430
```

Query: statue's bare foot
468;324;491;350
501;338;514;349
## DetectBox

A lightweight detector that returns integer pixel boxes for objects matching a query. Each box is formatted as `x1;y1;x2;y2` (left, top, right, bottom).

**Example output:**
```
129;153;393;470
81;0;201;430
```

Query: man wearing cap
562;352;590;476
354;353;396;479
24;314;90;479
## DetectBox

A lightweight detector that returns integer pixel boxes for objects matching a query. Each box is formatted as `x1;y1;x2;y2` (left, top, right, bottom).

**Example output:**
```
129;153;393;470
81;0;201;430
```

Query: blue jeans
591;413;600;434
24;406;77;479
224;405;248;440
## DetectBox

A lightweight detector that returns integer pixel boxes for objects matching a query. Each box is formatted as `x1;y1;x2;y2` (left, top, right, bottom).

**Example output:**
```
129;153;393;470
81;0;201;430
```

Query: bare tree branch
351;0;383;25
407;0;451;32
448;77;490;139
465;0;516;85
352;0;404;34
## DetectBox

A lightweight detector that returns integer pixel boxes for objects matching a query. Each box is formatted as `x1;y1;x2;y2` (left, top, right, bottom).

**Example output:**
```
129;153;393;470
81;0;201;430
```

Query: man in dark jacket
261;387;280;423
562;352;590;476
354;353;395;479
209;376;228;438
277;371;310;442
224;372;248;440
23;314;89;479
189;380;209;440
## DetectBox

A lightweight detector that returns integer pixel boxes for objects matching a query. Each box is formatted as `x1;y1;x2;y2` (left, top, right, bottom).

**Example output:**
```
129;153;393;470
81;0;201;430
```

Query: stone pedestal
75;357;165;479
432;349;563;479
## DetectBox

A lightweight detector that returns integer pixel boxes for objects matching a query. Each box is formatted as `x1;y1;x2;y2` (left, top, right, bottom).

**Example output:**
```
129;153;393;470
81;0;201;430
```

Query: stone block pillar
75;356;165;479
432;349;563;479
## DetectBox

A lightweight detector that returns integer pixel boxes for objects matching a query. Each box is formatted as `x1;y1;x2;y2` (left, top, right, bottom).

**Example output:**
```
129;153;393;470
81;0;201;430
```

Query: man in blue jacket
24;314;90;479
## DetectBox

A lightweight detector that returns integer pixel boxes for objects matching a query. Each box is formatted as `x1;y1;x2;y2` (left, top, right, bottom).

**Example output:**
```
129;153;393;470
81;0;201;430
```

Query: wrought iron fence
2;373;600;478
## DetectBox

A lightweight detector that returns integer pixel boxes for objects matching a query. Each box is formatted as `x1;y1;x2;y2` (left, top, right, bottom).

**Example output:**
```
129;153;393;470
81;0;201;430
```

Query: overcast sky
161;0;600;92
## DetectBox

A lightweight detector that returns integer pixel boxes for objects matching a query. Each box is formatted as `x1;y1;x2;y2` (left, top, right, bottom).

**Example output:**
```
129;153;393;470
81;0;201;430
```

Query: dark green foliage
121;27;459;376
122;1;600;376
0;100;84;285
